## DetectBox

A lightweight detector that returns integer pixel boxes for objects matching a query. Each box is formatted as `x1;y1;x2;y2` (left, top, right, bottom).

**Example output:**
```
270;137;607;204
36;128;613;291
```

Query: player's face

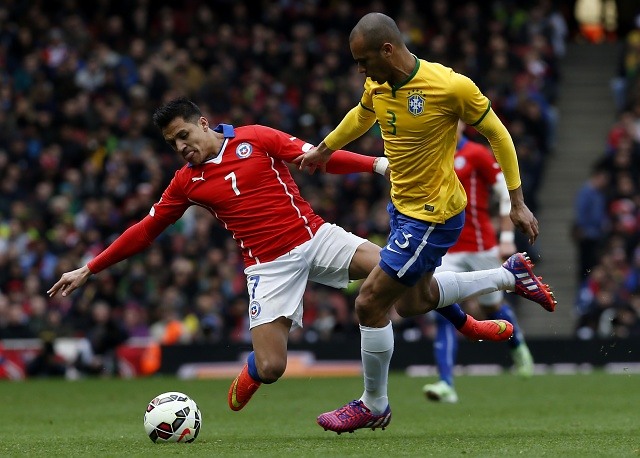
350;35;393;84
162;116;213;165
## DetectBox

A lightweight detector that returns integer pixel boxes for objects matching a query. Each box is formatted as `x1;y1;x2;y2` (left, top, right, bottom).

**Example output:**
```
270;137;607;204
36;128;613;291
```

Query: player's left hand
47;265;92;297
510;205;538;245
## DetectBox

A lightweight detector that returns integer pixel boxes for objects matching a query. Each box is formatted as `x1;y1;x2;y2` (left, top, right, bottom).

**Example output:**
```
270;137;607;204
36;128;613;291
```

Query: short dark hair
152;97;202;130
350;12;403;50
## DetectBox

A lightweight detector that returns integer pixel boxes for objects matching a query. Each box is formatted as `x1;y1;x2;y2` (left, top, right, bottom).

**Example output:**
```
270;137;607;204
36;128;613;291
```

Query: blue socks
436;303;467;329
433;313;458;386
246;351;266;383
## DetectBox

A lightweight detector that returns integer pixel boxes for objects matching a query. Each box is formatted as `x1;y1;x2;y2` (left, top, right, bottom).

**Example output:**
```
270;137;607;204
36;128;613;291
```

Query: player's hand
507;186;538;245
510;205;538;245
47;265;92;297
296;142;334;174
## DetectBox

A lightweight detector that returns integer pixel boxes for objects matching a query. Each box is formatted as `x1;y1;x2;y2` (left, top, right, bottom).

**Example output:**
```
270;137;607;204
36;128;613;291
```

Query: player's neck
389;52;416;86
210;130;225;158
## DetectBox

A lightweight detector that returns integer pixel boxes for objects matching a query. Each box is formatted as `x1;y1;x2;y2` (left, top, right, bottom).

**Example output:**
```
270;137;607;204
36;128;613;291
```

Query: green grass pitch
1;371;638;457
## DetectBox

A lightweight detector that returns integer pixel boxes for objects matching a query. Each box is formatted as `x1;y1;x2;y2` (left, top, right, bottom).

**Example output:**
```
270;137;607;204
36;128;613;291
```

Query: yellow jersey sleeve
473;109;521;190
448;73;521;190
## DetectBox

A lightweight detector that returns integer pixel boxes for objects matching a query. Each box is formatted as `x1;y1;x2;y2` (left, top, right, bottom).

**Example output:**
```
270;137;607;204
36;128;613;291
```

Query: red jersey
450;137;501;253
87;124;376;272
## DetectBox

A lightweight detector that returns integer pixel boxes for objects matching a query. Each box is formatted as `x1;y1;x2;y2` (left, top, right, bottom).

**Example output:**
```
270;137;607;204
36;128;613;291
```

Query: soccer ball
143;391;202;443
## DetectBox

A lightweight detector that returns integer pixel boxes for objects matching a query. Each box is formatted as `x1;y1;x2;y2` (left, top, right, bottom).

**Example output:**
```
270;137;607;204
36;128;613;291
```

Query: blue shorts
379;202;465;286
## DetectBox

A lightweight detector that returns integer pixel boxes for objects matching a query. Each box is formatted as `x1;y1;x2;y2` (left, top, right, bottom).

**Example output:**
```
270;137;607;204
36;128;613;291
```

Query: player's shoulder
416;60;472;93
234;124;284;141
232;124;256;139
416;60;457;81
418;59;451;74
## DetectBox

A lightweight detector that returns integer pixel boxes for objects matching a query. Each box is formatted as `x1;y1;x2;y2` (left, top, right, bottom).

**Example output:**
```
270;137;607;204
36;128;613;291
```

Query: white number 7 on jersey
224;172;240;195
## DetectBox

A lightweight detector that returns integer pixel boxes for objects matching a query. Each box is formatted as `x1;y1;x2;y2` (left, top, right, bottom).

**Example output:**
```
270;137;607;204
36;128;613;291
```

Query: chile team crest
407;90;425;116
249;300;261;320
236;142;253;158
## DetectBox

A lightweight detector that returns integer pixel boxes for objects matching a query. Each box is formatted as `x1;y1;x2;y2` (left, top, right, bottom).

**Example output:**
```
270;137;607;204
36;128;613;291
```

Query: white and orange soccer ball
143;391;202;443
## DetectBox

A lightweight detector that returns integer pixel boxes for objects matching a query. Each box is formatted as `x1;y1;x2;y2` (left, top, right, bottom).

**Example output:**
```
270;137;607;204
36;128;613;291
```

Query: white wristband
374;157;389;175
500;231;515;243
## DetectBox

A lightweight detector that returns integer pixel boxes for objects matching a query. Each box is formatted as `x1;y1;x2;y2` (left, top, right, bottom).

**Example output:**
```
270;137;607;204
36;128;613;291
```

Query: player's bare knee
355;293;387;326
257;357;286;383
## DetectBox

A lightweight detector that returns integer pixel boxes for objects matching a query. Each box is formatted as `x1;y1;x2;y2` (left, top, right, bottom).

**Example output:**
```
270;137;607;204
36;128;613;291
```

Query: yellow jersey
369;58;494;223
327;57;504;224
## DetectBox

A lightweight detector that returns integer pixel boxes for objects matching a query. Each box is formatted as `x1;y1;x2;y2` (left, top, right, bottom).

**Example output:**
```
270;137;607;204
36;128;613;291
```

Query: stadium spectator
573;162;611;283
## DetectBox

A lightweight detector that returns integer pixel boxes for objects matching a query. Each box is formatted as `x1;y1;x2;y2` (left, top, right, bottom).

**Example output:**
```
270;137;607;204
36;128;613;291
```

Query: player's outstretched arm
47;215;168;297
47;265;92;297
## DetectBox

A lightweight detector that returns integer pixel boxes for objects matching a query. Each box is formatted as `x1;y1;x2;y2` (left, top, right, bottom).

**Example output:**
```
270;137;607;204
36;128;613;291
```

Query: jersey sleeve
449;71;491;127
149;171;192;225
87;174;190;274
324;150;376;174
250;124;376;174
87;214;166;273
248;124;314;162
449;71;521;190
473;109;521;190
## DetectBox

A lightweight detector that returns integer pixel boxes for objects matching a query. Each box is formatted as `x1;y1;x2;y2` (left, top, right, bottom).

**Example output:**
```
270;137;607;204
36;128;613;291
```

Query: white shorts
436;246;503;306
243;223;367;330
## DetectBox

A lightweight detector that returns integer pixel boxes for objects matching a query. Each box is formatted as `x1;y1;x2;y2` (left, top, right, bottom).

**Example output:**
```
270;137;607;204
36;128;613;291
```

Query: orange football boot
228;363;262;411
459;315;513;341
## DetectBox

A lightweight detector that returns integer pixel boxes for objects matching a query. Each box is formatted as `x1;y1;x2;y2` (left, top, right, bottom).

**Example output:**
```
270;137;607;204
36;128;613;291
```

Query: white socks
359;321;394;414
435;268;515;308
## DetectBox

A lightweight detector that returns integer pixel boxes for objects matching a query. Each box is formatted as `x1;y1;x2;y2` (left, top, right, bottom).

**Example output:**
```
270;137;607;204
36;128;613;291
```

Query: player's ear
199;116;208;132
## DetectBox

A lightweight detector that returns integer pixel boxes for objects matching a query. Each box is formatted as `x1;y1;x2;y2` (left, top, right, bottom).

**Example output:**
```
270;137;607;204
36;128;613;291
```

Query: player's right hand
47;265;92;297
296;142;334;174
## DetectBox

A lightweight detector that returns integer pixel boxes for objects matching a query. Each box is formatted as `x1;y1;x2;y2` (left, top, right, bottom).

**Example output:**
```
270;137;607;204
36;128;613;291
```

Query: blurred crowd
0;0;569;366
573;17;640;339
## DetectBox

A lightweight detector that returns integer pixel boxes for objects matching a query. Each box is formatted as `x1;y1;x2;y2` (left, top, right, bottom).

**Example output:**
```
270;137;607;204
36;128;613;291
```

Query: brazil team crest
236;142;253;158
407;90;425;116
